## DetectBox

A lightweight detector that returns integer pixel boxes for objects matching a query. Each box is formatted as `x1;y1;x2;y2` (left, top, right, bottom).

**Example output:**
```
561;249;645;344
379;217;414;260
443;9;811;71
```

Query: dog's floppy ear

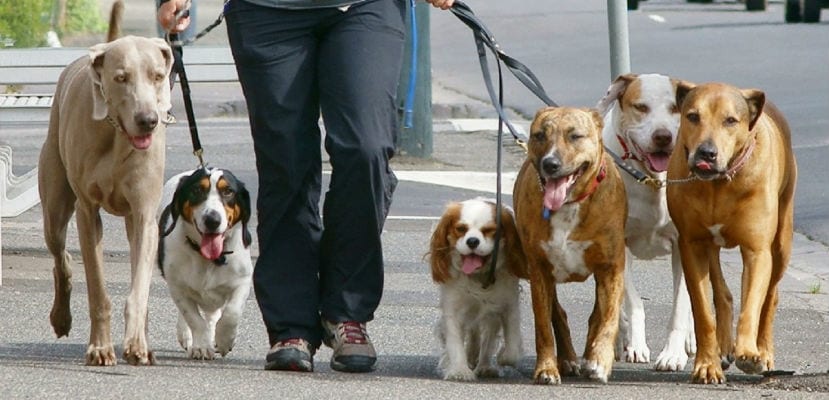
159;174;191;237
150;38;175;113
741;88;765;131
499;206;528;280
88;42;112;120
674;80;697;112
429;202;460;284
596;73;635;116
236;181;253;248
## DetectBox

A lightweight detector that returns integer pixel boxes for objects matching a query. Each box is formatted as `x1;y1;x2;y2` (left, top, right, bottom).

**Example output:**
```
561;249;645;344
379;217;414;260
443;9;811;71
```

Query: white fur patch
541;205;593;282
708;224;727;247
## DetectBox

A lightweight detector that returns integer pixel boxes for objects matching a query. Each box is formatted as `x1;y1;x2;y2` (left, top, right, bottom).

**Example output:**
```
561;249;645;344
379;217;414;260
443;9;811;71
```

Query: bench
0;45;238;284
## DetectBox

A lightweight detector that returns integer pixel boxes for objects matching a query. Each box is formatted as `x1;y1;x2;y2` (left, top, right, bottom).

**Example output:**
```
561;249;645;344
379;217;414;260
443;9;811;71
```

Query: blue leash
403;0;417;129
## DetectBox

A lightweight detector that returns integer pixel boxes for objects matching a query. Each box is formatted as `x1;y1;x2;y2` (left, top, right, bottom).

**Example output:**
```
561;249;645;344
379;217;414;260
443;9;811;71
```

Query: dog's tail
106;0;124;42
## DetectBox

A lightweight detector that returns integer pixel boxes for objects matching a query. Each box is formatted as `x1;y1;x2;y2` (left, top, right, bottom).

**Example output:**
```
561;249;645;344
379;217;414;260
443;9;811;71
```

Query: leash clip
642;176;665;190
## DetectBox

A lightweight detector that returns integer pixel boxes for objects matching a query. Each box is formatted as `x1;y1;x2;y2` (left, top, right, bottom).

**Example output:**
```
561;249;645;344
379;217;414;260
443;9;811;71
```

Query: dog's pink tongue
130;134;153;150
543;177;569;212
200;233;224;260
647;153;670;172
461;255;484;275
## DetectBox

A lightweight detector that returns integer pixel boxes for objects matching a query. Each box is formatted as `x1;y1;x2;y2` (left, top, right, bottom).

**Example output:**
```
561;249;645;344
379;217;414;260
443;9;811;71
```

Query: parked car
786;0;828;22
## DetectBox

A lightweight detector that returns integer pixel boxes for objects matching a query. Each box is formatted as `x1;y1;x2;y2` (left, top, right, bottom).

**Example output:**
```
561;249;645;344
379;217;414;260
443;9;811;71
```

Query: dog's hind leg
655;245;694;371
74;203;117;366
39;120;76;338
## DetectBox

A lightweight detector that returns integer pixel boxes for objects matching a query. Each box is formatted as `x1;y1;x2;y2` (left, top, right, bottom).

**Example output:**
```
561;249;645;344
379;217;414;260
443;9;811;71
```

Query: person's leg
225;0;329;366
315;0;406;372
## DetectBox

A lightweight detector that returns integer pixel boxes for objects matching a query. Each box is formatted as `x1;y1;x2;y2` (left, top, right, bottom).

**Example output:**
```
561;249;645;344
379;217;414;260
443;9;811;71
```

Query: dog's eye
154;72;166;82
454;225;468;235
568;131;584;141
670;103;679;114
221;187;235;199
114;74;127;83
531;132;546;142
724;116;739;127
633;103;650;113
686;112;700;123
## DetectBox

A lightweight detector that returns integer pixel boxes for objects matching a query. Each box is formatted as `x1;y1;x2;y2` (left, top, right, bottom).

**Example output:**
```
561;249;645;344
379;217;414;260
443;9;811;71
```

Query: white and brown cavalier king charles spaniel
429;197;527;381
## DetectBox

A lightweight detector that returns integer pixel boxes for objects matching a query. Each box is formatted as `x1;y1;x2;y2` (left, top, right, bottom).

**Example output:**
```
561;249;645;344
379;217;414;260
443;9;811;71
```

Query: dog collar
542;160;607;220
185;236;232;266
723;135;756;180
616;134;640;161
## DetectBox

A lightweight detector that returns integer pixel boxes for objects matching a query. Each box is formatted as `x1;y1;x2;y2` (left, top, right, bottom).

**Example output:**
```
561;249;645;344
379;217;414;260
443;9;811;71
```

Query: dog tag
542;207;551;220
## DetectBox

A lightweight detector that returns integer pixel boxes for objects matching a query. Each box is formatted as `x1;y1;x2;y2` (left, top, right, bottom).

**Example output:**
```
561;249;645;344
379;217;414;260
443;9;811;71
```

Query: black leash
168;30;205;168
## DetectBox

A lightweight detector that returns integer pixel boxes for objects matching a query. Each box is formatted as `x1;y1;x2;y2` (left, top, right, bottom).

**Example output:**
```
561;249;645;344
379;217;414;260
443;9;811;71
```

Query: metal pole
607;0;631;79
396;1;432;158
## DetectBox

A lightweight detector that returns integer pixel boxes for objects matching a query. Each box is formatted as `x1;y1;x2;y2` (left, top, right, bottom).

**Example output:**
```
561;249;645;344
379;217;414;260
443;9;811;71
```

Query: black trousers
225;0;405;348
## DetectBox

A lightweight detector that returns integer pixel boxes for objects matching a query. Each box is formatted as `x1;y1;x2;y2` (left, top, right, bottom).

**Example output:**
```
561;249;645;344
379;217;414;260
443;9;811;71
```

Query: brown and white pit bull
666;82;797;384
514;106;627;384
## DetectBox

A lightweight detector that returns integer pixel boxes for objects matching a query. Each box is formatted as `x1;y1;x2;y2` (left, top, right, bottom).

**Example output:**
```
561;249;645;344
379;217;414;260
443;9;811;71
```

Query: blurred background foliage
0;0;104;48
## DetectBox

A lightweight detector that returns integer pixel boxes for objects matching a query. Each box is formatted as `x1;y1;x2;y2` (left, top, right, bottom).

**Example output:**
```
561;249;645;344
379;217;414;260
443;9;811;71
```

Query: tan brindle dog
514;107;627;384
667;82;797;383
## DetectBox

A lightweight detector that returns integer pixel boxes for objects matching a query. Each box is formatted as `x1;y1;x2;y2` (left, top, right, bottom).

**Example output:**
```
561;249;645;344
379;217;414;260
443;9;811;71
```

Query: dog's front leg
581;261;624;383
655;243;695;371
618;249;650;364
122;211;157;365
679;237;724;384
530;268;561;385
497;295;522;367
473;316;501;378
439;293;475;381
734;246;774;375
709;249;734;370
75;204;116;366
215;284;251;357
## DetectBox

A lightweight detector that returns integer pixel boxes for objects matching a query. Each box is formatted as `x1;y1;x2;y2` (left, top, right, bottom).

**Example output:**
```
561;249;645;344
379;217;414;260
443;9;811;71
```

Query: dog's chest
540;206;593;282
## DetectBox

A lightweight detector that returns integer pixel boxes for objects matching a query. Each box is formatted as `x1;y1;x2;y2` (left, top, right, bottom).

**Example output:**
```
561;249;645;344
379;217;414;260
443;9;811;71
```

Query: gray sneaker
265;338;314;372
322;320;377;372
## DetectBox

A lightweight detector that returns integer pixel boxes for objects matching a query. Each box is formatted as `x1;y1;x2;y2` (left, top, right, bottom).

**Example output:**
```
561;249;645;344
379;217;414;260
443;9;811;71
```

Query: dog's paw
622;344;651;364
691;359;725;384
176;324;193;351
50;295;74;338
86;343;117;366
187;346;216;360
654;330;690;371
558;358;581;377
123;340;155;366
581;359;609;383
735;353;769;375
474;364;502;379
215;327;237;357
533;367;562;385
443;366;477;381
496;346;521;367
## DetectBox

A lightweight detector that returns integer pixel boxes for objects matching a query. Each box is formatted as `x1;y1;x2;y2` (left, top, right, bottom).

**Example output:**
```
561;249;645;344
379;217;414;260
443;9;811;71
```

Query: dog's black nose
135;111;158;132
203;210;222;232
695;141;718;162
652;129;672;148
541;156;562;176
466;237;480;249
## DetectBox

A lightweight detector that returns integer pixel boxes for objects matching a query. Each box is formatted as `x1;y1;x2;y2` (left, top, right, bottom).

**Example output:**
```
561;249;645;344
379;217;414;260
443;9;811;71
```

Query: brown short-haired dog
667;82;797;384
513;106;627;384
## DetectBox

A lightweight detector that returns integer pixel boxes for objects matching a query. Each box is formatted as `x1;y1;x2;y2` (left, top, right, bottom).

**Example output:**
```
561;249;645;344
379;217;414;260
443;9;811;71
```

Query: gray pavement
0;0;828;398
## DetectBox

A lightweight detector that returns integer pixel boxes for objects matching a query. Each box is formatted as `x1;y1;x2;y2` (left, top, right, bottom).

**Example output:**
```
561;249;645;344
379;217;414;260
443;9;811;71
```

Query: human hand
157;0;192;33
424;0;455;11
